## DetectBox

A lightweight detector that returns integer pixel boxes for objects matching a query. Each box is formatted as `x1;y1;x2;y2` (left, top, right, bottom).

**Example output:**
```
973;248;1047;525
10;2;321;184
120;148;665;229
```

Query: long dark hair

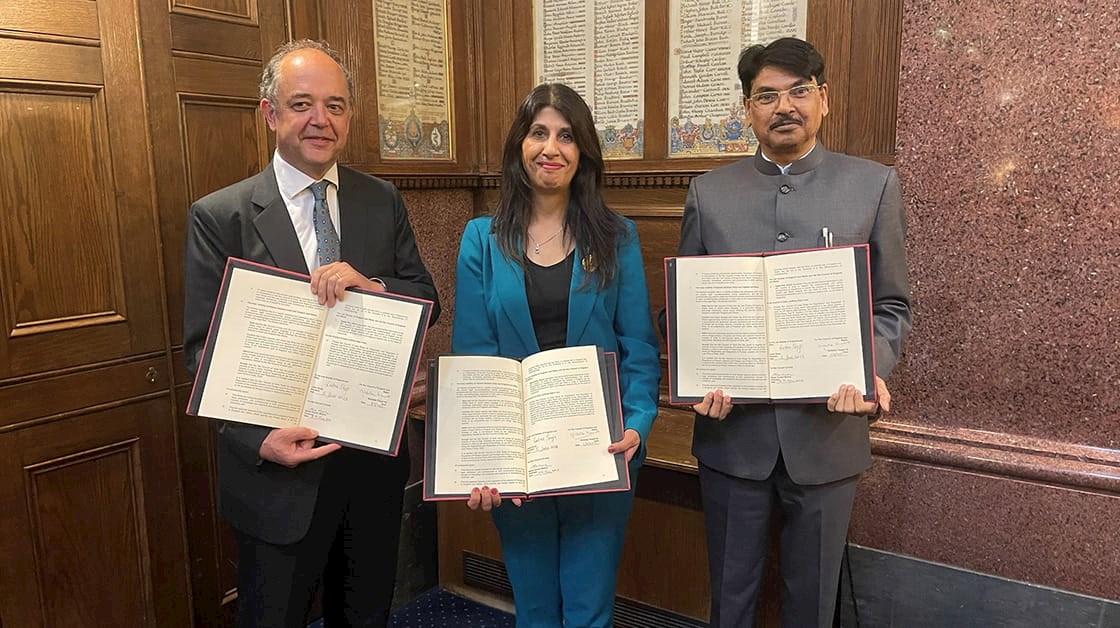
491;83;625;288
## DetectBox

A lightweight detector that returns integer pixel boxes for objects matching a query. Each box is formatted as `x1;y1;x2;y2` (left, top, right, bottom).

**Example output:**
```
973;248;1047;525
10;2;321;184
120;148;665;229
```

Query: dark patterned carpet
388;588;514;627
307;588;514;628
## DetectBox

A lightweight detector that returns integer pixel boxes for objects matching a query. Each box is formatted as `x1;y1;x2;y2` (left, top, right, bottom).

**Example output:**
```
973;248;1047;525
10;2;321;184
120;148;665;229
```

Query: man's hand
608;428;642;463
693;389;733;420
258;426;341;468
310;261;386;307
826;376;891;419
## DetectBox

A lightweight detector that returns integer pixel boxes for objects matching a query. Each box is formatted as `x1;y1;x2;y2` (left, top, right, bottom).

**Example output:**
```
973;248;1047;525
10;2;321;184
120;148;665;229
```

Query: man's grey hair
259;39;354;104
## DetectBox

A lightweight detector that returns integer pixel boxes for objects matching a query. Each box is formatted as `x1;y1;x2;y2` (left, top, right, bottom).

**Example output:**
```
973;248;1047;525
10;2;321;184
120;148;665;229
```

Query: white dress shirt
272;150;341;272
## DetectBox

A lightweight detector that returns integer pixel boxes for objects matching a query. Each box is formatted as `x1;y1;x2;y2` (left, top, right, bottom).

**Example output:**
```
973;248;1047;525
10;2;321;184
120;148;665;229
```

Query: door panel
0;1;100;40
0;397;188;628
0;1;164;379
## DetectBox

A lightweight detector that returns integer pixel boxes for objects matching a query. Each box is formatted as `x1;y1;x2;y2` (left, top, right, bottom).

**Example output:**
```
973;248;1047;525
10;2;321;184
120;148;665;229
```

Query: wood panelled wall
0;1;191;625
0;0;901;625
143;2;288;625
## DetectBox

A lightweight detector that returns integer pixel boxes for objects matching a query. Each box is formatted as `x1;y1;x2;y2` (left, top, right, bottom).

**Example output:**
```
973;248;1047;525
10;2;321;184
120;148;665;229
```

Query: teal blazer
452;216;661;443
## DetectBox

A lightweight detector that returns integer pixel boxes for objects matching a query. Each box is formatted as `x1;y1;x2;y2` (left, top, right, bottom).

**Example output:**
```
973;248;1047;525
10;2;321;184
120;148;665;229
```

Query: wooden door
0;0;191;626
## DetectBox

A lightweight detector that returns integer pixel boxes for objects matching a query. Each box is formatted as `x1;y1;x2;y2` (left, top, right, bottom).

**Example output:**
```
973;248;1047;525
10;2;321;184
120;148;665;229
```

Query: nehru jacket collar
753;142;825;176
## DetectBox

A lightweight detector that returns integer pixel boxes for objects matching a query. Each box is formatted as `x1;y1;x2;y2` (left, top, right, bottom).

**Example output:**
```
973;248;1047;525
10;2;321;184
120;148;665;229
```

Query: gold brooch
581;254;597;272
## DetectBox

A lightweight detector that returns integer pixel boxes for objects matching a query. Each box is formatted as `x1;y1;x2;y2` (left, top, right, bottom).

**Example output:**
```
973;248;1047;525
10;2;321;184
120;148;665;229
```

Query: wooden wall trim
0;39;103;82
373;172;705;190
0;352;167;388
286;0;323;40
173;55;262;99
387;175;484;190
605;173;696;188
0;356;169;430
25;437;155;626
0;2;100;43
1;390;172;433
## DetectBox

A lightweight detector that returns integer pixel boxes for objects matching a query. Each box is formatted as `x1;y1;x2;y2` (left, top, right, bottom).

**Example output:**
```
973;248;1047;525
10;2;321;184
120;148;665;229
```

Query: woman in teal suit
452;83;660;628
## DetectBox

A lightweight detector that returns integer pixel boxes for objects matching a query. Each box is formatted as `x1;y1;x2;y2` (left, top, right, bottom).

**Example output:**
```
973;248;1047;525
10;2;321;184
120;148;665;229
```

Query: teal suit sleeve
613;223;661;443
451;219;499;355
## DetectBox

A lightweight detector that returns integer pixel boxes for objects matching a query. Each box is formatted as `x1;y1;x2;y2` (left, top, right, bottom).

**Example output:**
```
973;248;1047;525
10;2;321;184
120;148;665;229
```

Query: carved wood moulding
374;172;704;190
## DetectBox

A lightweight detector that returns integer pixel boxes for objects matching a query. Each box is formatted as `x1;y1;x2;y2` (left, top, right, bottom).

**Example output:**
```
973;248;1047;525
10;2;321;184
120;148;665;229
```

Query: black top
525;251;574;351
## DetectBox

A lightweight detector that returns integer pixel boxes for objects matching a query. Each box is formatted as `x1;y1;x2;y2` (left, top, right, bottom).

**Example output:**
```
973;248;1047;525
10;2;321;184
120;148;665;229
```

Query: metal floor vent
461;551;708;627
462;551;514;597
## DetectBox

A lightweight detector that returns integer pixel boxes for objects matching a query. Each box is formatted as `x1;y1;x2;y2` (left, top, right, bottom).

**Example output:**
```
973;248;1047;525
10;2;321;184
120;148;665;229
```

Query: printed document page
522;345;618;493
673;256;771;398
300;295;427;451
196;267;326;427
431;356;529;496
764;247;867;398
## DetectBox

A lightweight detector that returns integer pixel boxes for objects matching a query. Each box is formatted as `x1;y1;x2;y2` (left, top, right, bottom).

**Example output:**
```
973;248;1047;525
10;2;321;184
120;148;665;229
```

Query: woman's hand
608;428;642;463
466;487;522;510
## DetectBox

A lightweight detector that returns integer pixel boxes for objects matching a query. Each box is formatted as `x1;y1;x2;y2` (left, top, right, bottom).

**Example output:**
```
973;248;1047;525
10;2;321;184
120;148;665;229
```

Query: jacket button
777;232;789;242
779;184;792;194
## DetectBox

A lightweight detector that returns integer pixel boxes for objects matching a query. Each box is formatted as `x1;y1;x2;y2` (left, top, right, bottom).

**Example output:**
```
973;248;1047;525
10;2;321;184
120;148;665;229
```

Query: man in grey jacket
679;37;911;628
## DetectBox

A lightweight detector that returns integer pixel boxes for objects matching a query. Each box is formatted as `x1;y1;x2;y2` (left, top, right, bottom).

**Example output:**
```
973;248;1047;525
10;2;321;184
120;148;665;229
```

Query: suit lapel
251;166;309;274
492;248;539;353
566;245;600;346
336;167;367;269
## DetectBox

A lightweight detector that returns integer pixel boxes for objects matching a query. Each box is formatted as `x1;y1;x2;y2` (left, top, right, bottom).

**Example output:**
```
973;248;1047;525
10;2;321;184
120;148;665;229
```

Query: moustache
770;117;801;130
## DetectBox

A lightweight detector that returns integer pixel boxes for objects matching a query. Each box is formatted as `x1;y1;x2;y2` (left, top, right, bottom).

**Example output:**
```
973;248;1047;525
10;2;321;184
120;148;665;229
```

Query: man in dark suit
679;38;911;627
183;39;439;628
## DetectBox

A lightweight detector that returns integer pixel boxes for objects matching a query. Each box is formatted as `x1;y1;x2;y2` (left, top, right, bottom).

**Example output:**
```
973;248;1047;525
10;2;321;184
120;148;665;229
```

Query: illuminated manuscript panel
373;0;454;160
668;0;806;158
534;0;645;160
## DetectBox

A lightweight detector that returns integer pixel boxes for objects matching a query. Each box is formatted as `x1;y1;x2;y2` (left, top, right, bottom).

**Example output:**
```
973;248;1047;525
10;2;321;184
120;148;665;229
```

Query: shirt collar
272;150;340;200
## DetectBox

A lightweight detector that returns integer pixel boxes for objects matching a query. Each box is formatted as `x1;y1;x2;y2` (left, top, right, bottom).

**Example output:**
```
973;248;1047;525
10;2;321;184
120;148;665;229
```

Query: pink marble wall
852;0;1120;601
400;188;474;358
893;0;1119;443
397;188;471;484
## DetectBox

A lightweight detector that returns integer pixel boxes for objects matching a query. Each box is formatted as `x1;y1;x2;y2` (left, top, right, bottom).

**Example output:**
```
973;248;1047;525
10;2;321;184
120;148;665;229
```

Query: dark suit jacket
184;163;439;544
678;144;911;485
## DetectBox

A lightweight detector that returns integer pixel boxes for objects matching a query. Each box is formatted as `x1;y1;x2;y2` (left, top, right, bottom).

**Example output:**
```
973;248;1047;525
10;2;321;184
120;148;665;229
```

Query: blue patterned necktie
309;180;340;266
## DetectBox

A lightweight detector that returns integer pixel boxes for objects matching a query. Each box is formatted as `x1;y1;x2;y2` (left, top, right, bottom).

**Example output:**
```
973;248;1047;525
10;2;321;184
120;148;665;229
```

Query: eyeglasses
746;83;823;107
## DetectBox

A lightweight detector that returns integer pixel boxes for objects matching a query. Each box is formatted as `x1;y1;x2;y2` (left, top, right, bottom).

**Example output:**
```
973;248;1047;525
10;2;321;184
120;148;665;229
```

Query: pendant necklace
528;227;564;255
